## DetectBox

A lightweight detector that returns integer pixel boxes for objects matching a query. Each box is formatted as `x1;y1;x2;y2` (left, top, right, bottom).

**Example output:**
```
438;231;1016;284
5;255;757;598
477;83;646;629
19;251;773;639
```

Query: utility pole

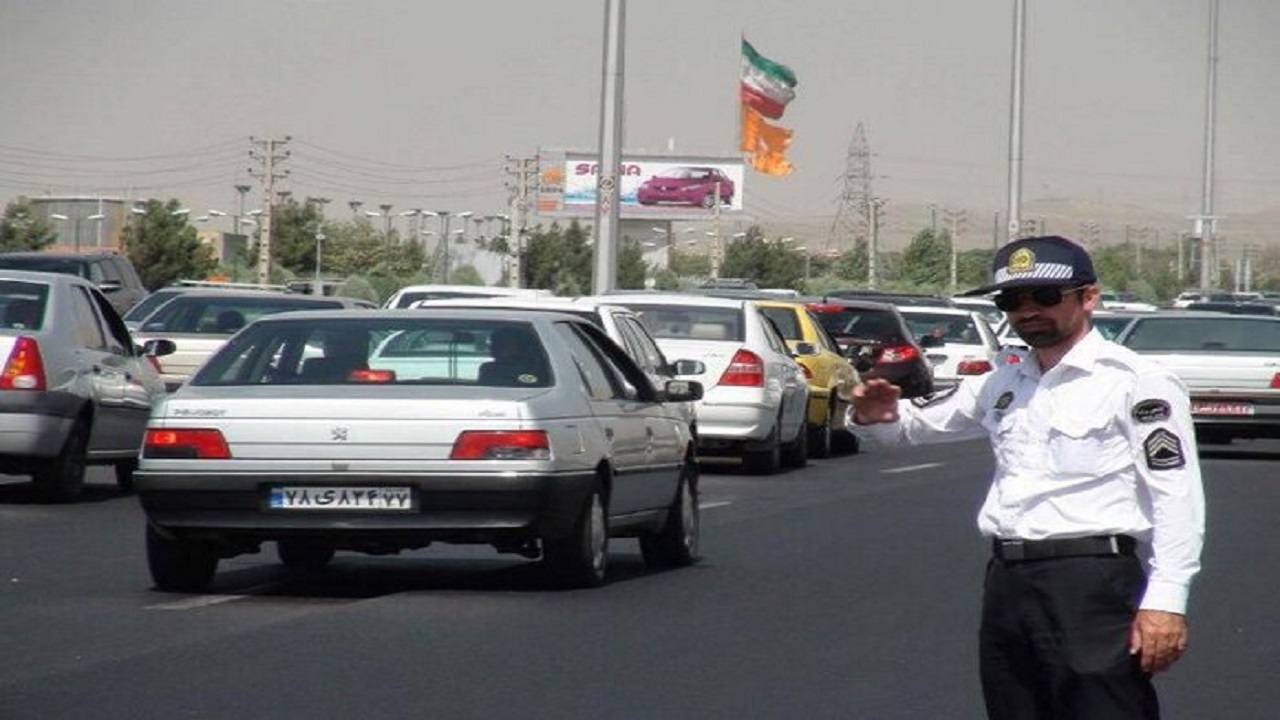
867;198;885;289
945;208;968;292
1193;0;1221;292
248;136;291;284
1005;0;1027;244
591;0;626;295
233;184;252;246
307;197;331;294
710;182;724;278
504;155;538;288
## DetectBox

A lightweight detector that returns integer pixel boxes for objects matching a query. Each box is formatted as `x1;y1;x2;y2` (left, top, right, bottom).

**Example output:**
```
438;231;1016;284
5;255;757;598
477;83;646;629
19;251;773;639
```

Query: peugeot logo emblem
331;427;349;442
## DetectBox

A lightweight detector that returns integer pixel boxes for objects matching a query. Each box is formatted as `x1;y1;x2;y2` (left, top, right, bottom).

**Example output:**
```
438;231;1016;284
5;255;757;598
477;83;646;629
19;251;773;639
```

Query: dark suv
806;299;936;399
0;252;148;316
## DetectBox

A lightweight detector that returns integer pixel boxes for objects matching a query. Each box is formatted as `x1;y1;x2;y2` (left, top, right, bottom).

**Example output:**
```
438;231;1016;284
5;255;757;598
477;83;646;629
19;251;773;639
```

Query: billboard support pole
710;181;723;279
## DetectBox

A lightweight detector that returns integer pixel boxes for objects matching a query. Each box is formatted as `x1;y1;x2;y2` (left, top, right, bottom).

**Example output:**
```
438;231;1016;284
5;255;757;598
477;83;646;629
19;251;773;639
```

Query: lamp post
308;197;331;293
348;200;363;220
86;213;105;248
378;204;393;237
233;184;251;241
49;213;69;248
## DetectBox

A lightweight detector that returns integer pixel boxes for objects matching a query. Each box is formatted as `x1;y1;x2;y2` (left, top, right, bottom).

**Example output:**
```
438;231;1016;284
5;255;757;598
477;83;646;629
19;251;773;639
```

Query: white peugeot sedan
135;309;703;592
897;306;1001;390
607;293;810;474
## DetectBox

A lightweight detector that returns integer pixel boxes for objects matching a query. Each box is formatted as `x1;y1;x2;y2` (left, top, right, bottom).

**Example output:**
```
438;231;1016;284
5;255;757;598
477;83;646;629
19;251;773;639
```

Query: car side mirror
142;338;177;358
670;358;706;376
663;379;704;402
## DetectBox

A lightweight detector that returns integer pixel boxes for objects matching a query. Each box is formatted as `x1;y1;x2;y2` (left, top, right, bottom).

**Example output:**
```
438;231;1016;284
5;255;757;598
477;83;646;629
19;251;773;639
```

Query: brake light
143;428;232;459
719;349;765;387
349;369;396;383
877;345;920;364
799;363;814;380
450;430;550;460
1271;373;1280;390
957;359;994;376
0;337;46;390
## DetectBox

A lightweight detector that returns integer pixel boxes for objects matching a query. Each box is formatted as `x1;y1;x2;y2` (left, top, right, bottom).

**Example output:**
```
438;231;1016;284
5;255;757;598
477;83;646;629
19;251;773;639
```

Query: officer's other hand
851;378;901;424
1129;609;1188;673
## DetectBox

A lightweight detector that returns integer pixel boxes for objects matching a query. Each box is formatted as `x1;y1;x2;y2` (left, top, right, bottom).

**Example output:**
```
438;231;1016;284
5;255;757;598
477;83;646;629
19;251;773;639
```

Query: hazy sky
2;0;1277;236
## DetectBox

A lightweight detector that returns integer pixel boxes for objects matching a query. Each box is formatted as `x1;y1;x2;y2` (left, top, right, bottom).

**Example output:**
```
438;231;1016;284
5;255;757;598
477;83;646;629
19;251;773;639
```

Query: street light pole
308;197;331;294
234;184;251;242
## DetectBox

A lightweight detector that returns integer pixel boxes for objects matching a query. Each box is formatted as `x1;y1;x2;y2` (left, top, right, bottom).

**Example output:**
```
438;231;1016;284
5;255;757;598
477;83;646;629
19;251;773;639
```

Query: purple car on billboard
635;166;735;208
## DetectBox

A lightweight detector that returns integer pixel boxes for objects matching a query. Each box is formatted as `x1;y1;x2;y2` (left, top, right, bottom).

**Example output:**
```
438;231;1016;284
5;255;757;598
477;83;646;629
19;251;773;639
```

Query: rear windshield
0;281;50;331
1121;317;1280;353
139;296;342;334
193;317;552;387
394;291;512;308
813;308;906;343
900;312;981;344
123;289;184;323
0;255;89;279
621;304;744;342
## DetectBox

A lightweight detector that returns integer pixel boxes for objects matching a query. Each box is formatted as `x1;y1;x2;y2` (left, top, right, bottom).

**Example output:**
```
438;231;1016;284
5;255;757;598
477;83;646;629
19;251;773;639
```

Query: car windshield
1120;317;1280;353
0;256;89;279
902;312;980;344
0;280;51;331
193;317;553;387
621;304;743;341
140;296;343;334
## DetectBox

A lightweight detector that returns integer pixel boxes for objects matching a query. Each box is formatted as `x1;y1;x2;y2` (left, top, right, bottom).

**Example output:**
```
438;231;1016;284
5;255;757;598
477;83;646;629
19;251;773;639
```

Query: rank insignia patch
1143;428;1185;470
1132;399;1171;424
994;391;1014;410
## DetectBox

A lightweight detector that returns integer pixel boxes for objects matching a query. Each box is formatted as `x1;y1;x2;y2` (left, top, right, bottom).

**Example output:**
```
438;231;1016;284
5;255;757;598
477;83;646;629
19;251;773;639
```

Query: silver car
132;290;371;391
0;270;169;501
135;309;703;592
608;293;810;474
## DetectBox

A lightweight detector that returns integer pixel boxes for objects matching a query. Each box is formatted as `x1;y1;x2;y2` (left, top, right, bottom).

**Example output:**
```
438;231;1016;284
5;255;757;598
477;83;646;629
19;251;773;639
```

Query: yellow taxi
754;299;862;457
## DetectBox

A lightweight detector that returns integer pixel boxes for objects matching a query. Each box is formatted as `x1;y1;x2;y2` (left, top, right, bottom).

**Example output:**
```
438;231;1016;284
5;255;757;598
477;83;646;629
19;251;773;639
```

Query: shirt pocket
1048;412;1131;478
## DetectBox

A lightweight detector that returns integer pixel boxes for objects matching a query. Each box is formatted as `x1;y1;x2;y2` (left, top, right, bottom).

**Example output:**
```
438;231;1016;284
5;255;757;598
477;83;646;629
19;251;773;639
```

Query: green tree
900;228;951;288
448;264;484;286
668;248;711;278
957;248;996;291
832;239;869;285
618;238;648;289
123;199;217;289
522;220;592;293
0;199;56;252
720;227;806;289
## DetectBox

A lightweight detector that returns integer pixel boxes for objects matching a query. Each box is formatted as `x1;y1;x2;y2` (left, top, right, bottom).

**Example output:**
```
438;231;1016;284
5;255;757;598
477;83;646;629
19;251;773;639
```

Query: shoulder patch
994;391;1014;410
1143;428;1185;470
1132;398;1172;424
911;385;960;408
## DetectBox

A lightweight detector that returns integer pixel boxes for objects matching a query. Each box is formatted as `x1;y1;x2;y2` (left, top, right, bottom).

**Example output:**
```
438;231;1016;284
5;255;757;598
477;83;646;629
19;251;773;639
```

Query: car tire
640;462;700;568
33;421;89;503
146;524;217;593
742;423;782;475
782;414;808;468
277;541;336;571
544;480;609;588
808;401;834;459
115;459;138;492
833;429;861;455
700;193;716;209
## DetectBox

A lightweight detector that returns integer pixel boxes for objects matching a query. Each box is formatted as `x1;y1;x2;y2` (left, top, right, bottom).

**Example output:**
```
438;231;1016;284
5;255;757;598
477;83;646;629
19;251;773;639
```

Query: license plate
268;486;415;511
1191;401;1254;417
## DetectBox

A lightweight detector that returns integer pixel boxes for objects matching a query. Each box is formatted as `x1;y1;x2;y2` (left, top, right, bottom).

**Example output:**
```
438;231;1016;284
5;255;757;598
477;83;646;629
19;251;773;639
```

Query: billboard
537;149;745;221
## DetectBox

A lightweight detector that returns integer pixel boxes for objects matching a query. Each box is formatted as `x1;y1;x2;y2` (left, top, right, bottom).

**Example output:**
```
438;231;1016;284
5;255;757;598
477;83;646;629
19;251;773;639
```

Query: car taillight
719;349;765;387
0;337;47;391
877;345;920;364
143;429;232;459
957;359;994;376
450;430;550;460
145;356;164;374
799;363;813;380
1271;373;1280;390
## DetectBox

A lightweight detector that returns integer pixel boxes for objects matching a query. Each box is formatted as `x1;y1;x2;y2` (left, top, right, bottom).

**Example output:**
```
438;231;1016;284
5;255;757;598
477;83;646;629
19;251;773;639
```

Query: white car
383;284;552;309
897;306;1001;389
606;293;810;474
407;296;705;430
1099;291;1158;312
948;296;1003;327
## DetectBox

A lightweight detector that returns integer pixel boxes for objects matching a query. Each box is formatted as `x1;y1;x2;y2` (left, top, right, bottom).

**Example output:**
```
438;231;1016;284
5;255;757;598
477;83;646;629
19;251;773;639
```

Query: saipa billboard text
536;150;745;220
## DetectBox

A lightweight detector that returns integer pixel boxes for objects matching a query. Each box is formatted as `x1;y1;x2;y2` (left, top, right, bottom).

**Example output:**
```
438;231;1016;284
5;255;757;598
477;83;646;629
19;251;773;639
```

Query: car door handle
604;427;614;440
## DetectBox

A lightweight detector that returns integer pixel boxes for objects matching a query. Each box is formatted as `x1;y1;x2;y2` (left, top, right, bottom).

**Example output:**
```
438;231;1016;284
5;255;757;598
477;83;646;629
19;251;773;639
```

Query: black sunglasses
994;285;1087;312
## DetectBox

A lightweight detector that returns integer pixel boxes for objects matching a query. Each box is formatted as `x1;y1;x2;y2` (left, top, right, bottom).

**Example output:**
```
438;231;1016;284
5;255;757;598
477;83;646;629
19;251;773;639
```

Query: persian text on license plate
1191;401;1254;417
269;486;415;511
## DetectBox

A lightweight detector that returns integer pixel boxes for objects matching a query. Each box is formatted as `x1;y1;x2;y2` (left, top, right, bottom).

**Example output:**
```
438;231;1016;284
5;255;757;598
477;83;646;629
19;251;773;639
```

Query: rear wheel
277;541;336;571
640;463;699;568
808;401;835;459
742;423;782;475
146;524;218;592
33;421;88;503
544;481;609;588
782;415;808;468
115;459;138;492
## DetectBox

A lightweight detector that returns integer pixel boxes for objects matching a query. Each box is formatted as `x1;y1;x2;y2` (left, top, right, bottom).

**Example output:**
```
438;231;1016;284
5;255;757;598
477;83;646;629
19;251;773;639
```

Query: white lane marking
146;582;283;610
883;462;943;474
700;501;732;510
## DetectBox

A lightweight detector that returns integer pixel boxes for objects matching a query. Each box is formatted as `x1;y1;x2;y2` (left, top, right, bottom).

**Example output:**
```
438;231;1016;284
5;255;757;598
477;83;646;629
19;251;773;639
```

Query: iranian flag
740;39;797;120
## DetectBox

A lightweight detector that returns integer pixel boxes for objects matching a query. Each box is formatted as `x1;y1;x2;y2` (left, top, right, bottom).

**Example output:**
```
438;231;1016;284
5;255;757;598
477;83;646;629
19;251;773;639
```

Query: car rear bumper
694;402;776;444
136;470;598;545
0;391;83;458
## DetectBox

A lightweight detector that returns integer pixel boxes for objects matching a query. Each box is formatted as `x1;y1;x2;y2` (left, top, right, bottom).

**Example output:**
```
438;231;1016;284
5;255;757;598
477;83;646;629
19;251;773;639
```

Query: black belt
992;534;1136;562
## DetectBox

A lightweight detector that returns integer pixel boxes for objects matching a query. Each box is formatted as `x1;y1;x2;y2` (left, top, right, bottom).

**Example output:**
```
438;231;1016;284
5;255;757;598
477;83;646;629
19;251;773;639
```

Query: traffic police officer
851;235;1205;720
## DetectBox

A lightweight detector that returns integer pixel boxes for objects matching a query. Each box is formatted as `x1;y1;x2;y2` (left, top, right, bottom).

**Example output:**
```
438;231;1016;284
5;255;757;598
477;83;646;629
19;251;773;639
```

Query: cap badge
1007;248;1035;274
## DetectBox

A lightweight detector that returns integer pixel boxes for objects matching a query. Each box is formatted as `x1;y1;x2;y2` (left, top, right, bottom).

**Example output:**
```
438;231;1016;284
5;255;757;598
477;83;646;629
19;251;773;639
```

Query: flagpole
592;0;625;294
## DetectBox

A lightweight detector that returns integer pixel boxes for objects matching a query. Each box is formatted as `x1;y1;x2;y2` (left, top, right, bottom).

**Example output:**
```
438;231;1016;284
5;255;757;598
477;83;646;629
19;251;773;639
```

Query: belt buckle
1000;539;1026;561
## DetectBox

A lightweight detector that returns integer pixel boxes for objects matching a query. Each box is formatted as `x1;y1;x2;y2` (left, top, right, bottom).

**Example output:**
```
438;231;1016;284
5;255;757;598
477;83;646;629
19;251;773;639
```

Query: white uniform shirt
855;329;1205;614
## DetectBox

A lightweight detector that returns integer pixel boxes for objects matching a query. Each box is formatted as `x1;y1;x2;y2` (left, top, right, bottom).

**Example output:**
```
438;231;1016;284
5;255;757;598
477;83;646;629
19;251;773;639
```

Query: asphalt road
1;437;1276;719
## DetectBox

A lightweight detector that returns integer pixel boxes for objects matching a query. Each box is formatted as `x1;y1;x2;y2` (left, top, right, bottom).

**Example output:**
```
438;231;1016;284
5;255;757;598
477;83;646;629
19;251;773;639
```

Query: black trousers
979;554;1160;720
